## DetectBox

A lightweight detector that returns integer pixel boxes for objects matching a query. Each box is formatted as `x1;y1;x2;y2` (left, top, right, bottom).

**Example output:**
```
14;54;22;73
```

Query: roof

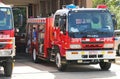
0;2;11;8
54;7;108;16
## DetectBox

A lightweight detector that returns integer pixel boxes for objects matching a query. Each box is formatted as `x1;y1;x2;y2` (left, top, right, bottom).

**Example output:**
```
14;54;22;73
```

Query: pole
77;0;81;7
57;0;60;9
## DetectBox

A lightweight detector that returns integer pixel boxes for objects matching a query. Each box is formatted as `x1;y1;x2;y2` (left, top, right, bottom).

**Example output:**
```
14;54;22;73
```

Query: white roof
0;2;11;8
54;7;107;16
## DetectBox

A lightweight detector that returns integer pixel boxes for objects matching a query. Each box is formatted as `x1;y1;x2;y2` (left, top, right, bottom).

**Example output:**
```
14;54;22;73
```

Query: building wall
2;0;39;18
2;0;93;17
86;0;93;8
2;0;39;5
43;0;93;17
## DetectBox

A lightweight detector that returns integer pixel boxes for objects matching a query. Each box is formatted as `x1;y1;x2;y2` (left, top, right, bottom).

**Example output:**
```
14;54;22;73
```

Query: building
2;0;93;18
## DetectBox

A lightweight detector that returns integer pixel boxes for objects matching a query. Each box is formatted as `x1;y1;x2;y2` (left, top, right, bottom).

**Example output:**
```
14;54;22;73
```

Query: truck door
53;15;61;41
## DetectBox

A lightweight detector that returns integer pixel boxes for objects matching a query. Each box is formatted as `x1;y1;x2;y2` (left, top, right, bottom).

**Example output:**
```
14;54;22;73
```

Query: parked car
114;30;120;56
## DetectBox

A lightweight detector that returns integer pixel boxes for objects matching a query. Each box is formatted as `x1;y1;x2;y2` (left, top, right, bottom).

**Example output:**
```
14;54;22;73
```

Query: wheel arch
53;45;62;55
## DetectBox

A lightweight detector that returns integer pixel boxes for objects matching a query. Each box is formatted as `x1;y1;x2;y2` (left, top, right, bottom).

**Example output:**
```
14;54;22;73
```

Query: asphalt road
0;53;120;79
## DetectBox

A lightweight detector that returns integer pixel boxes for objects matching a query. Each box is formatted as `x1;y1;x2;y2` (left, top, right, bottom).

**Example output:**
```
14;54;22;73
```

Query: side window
59;16;66;31
54;15;60;27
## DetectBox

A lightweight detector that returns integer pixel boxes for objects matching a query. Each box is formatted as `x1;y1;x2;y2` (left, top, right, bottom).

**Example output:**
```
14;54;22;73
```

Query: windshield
0;7;13;30
68;10;114;38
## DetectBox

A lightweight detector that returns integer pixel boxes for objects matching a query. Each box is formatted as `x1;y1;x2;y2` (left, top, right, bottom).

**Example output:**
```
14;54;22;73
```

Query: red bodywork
26;17;115;59
26;18;53;58
0;30;14;49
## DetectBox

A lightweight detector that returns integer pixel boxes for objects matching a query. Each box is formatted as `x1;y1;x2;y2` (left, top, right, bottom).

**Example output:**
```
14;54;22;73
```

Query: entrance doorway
13;6;27;53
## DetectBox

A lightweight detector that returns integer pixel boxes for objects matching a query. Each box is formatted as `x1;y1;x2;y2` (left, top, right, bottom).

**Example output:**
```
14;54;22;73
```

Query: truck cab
52;4;115;70
0;2;15;77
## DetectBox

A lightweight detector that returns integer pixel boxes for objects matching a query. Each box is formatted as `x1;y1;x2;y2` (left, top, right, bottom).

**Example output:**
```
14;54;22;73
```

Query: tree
93;0;105;7
93;0;120;29
107;0;120;29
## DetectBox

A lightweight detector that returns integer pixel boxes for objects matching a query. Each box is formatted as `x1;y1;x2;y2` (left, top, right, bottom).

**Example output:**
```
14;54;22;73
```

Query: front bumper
66;50;116;60
0;37;15;57
0;49;15;57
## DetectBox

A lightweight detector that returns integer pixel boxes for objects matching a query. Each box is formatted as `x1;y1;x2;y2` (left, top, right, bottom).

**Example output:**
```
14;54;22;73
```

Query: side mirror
60;22;66;35
113;19;117;26
111;14;117;29
15;28;19;36
15;28;19;33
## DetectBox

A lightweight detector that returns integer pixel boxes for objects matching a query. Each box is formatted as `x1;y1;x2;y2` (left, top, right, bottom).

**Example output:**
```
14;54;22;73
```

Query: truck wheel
4;61;14;77
99;62;111;70
55;52;67;71
32;49;39;63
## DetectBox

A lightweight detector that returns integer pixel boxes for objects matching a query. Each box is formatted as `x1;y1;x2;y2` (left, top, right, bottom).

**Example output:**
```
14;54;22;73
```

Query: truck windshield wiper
98;31;109;34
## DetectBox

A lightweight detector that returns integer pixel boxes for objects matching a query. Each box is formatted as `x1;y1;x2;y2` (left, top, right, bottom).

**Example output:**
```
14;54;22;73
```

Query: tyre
32;49;39;63
4;61;14;77
99;62;111;70
55;52;67;71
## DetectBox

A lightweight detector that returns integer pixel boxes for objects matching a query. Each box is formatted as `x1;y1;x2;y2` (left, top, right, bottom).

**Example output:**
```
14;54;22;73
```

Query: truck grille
82;41;103;49
82;41;103;44
85;44;101;47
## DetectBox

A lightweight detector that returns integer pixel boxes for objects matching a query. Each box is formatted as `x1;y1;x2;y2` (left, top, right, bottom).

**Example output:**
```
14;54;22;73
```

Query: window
54;15;60;27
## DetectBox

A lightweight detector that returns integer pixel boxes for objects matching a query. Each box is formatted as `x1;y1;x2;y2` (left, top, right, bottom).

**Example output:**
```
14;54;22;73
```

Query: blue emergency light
66;4;76;9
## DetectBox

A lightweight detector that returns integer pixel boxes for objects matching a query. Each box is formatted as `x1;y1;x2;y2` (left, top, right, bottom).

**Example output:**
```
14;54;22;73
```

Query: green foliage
107;0;120;29
93;0;120;29
93;0;105;7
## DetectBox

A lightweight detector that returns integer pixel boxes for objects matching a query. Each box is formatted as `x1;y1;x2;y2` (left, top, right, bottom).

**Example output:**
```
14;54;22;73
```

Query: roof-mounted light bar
66;4;76;9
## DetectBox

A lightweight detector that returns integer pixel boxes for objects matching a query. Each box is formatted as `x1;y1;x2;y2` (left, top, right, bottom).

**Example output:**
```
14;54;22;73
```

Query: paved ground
0;53;120;79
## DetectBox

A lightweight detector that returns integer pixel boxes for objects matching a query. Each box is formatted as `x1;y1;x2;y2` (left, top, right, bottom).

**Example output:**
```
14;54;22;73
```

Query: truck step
50;53;56;62
116;56;120;64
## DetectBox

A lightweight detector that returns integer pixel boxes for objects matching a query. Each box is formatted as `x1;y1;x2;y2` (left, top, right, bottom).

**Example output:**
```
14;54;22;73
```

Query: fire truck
0;2;15;76
26;4;116;71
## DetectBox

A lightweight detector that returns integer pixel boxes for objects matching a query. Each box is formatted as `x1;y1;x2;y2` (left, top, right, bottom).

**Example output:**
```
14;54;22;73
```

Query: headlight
104;44;114;48
70;44;81;49
0;50;12;56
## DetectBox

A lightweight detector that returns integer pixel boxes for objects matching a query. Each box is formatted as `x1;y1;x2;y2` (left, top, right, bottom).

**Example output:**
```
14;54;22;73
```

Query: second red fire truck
26;4;116;71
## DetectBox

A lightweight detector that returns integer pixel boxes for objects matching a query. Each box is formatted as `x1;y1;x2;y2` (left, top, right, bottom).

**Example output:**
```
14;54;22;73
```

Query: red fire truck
0;2;16;76
26;4;116;71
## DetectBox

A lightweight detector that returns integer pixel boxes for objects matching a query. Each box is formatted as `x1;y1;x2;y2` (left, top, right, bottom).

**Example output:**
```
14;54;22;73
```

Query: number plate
89;51;97;55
